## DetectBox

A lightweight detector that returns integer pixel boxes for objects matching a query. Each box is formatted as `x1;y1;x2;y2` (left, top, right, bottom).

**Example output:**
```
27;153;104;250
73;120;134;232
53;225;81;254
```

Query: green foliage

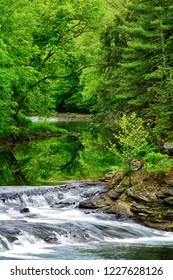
77;132;115;178
108;113;149;186
109;113;148;167
0;0;110;142
107;112;173;179
1;0;173;185
28;122;68;134
0;150;13;185
0;0;114;184
144;152;173;175
12;131;114;183
0;38;17;138
94;0;173;136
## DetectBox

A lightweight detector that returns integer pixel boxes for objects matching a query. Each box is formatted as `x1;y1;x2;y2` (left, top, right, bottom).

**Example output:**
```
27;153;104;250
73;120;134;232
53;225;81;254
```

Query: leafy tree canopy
93;0;173;136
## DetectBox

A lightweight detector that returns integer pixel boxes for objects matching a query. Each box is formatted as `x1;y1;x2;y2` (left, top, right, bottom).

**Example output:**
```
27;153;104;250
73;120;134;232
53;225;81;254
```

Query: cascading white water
1;183;173;260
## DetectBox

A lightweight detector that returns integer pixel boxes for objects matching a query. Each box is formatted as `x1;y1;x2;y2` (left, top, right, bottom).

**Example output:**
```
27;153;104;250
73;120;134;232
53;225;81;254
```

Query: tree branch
14;62;102;119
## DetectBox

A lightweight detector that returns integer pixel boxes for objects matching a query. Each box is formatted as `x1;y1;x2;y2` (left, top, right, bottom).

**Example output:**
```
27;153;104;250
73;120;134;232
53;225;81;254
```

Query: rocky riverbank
79;169;173;231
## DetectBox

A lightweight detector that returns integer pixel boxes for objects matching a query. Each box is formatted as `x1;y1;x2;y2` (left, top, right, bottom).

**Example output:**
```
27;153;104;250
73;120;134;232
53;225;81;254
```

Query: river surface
0;182;173;260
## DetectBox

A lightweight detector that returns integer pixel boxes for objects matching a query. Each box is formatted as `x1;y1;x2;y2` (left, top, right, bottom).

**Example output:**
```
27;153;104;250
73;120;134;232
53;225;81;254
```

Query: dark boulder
20;207;30;213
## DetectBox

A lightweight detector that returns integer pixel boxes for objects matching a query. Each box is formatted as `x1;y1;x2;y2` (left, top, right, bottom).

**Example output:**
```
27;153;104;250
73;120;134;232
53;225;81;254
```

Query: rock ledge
79;170;173;231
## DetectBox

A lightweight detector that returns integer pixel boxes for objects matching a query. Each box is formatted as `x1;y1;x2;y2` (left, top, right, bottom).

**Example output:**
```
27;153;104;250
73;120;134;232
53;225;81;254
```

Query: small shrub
144;152;173;175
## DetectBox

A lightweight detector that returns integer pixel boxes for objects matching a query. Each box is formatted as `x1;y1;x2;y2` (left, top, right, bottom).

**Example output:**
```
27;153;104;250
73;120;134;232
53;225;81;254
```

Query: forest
1;0;173;185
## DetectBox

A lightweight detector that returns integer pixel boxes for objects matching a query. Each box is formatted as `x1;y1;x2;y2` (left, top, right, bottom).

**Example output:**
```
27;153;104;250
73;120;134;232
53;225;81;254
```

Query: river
1;182;173;260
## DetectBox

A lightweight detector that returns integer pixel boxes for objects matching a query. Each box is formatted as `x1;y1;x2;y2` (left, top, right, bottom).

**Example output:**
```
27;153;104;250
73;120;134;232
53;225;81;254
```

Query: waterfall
1;183;173;260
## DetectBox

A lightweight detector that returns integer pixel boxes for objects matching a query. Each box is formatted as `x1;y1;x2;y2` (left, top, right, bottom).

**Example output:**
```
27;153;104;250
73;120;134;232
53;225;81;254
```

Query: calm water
0;183;173;260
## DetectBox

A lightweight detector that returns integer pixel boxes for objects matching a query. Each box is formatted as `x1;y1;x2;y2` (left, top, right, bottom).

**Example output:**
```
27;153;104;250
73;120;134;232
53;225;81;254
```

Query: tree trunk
128;160;132;188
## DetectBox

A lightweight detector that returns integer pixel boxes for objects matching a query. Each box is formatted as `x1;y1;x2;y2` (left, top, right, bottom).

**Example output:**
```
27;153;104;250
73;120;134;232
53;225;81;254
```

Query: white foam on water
1;183;173;259
0;232;49;259
21;193;49;207
0;235;13;251
0;213;12;220
104;234;173;245
25;207;99;224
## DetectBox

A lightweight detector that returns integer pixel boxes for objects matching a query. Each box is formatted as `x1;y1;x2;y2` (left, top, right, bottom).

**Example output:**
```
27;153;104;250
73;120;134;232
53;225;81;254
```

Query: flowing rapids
0;183;173;260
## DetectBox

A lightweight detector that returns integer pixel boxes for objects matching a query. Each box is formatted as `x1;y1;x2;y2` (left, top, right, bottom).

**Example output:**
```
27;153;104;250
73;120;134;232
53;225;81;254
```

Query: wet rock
79;191;133;217
106;200;133;217
20;207;30;213
44;234;60;244
0;225;20;242
79;198;101;209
